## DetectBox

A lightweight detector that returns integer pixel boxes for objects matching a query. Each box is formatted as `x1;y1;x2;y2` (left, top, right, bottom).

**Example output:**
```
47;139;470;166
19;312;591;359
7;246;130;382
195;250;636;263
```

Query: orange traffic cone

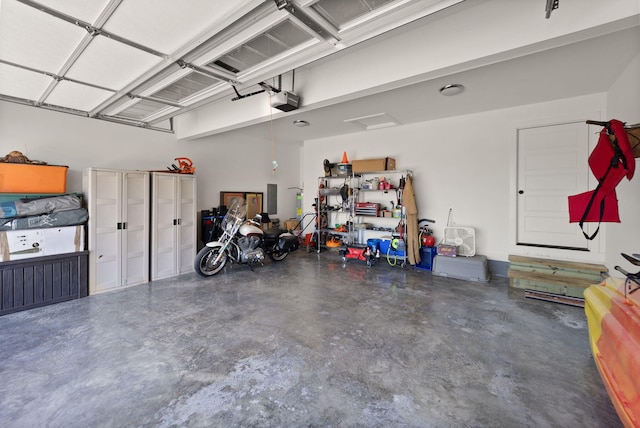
341;151;349;164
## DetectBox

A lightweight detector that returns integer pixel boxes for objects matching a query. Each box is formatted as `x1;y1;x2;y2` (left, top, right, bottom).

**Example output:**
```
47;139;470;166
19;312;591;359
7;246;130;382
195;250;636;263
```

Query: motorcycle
194;197;299;276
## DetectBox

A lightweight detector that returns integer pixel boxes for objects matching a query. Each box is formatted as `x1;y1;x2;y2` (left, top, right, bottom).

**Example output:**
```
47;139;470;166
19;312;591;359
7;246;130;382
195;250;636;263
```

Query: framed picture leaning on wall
245;192;263;221
220;192;263;221
220;192;244;210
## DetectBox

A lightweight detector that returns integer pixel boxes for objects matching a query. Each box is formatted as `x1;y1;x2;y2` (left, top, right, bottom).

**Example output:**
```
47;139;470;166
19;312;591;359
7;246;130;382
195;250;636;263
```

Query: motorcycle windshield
222;197;247;232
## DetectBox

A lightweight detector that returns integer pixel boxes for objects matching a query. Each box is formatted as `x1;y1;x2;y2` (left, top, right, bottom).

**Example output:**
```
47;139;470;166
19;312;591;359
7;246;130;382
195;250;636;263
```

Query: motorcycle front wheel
194;246;227;276
268;249;288;262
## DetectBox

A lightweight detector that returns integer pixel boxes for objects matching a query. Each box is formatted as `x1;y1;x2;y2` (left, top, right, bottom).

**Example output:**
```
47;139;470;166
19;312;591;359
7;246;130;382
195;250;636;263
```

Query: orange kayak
585;277;640;428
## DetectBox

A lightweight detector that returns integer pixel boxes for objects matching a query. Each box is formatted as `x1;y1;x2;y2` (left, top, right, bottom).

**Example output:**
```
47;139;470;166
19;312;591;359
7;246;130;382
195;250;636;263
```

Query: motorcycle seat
263;227;286;239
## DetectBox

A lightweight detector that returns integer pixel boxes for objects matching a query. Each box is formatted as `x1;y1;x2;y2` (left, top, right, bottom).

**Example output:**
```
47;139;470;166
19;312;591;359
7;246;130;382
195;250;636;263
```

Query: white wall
605;51;640;272
181;132;302;221
303;93;622;266
0;102;179;192
0;101;301;221
1;53;637;272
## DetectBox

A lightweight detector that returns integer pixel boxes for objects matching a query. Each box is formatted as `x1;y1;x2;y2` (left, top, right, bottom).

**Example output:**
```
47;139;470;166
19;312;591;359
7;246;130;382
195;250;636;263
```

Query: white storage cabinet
150;173;197;280
83;168;150;294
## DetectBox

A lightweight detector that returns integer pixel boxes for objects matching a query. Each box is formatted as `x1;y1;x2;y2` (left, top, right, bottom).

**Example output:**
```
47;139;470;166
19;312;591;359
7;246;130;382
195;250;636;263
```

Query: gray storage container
432;254;490;282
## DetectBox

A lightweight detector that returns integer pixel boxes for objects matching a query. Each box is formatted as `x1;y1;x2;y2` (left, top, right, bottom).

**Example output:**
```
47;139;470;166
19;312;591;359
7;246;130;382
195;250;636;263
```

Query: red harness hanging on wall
568;119;635;240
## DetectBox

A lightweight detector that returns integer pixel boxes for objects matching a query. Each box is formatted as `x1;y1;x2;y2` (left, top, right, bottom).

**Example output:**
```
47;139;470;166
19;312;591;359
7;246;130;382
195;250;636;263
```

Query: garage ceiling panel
312;0;395;29
213;19;315;72
0;0;466;131
0;1;86;73
65;36;163;90
0;63;51;100
152;72;222;103
103;0;253;54
117;98;170;120
29;0;113;24
45;80;114;112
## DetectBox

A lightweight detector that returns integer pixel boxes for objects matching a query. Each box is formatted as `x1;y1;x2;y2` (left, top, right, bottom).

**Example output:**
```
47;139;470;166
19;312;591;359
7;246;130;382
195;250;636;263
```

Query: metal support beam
0;93;173;133
126;93;183;109
0;59;115;93
177;60;238;85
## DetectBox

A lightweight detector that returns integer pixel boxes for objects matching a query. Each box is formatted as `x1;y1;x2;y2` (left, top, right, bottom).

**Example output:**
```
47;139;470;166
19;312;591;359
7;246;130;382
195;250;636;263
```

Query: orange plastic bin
0;163;68;193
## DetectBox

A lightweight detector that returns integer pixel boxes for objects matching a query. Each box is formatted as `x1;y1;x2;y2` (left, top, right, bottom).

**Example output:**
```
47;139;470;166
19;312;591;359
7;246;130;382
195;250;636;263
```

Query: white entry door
517;122;591;250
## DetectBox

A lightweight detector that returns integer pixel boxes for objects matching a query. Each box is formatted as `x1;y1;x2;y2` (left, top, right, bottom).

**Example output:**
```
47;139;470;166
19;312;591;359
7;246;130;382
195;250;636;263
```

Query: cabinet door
122;172;149;286
85;168;149;294
177;175;196;275
151;174;178;280
150;174;197;279
90;170;121;293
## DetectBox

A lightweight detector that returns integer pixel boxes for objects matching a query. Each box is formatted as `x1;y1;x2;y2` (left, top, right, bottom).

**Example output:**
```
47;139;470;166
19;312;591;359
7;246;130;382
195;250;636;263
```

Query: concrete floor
0;251;622;427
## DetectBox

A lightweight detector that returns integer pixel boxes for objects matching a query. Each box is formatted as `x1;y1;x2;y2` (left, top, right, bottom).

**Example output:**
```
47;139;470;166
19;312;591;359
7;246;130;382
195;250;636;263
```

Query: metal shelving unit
352;169;413;266
315;174;358;252
314;170;413;265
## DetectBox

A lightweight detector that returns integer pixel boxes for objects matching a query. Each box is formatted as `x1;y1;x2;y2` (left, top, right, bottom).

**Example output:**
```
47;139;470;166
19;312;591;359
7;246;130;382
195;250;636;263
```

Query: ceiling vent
344;112;401;130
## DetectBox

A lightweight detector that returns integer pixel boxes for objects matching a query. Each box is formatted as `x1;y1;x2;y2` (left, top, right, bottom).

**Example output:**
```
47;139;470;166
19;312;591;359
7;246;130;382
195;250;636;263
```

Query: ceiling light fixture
439;84;465;96
293;119;309;127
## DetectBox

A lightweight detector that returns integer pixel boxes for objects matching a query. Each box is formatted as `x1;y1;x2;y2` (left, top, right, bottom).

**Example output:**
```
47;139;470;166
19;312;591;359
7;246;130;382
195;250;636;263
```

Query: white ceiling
0;0;466;131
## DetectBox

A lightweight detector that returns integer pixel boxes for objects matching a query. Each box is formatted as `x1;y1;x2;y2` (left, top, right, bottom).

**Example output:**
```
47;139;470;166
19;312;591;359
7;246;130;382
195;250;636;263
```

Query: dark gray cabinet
0;251;88;316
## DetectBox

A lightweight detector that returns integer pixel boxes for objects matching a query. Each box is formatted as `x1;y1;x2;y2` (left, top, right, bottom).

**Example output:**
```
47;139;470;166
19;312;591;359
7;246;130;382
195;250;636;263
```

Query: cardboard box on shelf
0;225;84;261
284;219;301;231
351;158;396;173
0;163;68;193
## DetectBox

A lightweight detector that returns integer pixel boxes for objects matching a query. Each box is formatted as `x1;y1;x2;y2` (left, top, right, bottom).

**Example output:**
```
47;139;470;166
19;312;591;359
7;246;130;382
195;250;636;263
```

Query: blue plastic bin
416;246;437;271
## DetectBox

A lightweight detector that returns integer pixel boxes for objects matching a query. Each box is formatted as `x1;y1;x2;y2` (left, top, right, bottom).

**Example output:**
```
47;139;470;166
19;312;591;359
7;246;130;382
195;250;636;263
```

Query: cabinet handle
173;219;177;225
122;222;127;230
117;222;122;230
